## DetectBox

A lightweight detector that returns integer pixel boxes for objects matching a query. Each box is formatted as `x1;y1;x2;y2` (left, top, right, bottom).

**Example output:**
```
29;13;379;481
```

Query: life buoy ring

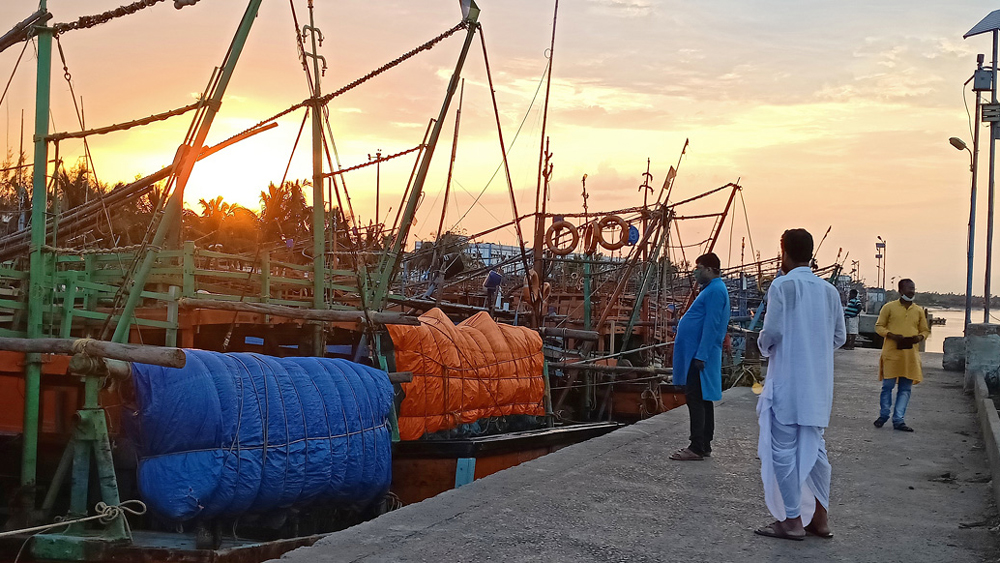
597;215;628;250
581;222;598;254
545;220;579;256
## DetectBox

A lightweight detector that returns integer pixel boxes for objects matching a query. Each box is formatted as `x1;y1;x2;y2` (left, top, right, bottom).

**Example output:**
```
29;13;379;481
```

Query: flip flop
669;448;704;461
754;522;805;541
805;524;834;539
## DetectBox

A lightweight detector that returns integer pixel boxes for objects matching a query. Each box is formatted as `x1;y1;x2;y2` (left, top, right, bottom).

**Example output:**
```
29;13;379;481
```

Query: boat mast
531;0;559;328
304;0;328;354
372;4;481;309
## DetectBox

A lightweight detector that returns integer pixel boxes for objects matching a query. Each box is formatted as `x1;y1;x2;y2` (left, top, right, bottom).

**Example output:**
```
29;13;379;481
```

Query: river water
923;307;987;353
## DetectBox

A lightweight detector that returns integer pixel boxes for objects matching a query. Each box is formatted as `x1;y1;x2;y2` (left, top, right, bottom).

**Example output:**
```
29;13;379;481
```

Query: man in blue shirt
843;289;863;350
670;252;731;461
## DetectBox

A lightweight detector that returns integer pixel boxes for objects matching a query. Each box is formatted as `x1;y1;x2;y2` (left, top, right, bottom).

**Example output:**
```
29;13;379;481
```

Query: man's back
758;267;847;428
845;297;862;318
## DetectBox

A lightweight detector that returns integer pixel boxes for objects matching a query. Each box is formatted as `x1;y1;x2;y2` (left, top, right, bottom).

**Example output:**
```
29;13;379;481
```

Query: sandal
754;521;805;541
669;448;704;461
804;523;834;539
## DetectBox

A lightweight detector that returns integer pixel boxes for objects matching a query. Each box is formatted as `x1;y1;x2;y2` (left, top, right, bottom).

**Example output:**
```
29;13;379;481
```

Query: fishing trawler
0;1;856;561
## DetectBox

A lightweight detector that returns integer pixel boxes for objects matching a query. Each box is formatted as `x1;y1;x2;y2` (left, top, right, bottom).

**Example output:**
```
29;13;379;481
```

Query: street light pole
876;237;886;291
986;31;999;323
951;57;982;334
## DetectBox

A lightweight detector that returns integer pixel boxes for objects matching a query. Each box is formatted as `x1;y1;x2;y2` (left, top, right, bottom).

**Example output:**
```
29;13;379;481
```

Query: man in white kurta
755;228;846;541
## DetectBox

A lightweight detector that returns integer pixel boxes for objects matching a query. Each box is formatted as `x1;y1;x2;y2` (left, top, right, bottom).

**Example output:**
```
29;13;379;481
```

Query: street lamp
952;135;978;333
876;236;887;291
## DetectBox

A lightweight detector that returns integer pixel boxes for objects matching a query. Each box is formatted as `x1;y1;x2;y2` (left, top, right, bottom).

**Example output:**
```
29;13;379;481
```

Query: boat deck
275;349;1000;562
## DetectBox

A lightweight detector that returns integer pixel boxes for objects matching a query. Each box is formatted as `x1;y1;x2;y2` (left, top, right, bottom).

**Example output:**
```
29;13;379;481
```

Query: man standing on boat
843;289;863;350
873;278;929;433
755;229;845;540
670;253;730;462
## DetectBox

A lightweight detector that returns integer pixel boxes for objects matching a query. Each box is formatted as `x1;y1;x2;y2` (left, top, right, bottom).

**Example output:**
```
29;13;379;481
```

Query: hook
302;24;325;46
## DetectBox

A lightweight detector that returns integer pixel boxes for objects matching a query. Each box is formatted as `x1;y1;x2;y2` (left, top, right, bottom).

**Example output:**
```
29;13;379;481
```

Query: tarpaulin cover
128;350;393;522
387;309;545;440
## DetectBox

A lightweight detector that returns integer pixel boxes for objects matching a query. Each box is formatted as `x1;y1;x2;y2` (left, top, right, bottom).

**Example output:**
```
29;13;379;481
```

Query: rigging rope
739;189;757;264
447;57;549;231
0;39;29;110
239;22;468;140
323;145;424;177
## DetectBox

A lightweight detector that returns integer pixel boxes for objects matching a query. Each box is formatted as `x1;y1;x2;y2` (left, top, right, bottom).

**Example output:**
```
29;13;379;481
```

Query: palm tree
259;180;312;248
56;162;105;211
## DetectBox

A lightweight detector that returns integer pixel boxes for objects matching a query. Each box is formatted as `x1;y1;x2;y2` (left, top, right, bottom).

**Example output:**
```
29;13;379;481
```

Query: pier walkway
276;349;999;562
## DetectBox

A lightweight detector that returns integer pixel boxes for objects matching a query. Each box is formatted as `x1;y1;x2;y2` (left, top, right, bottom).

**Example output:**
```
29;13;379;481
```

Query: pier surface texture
275;349;999;562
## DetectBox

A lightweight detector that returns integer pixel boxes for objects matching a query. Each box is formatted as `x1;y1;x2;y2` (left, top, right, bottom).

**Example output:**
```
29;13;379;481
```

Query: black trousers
685;361;714;455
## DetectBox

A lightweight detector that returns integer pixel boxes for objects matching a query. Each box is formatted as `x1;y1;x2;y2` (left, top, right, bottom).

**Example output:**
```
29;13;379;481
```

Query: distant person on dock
873;278;929;433
755;228;846;541
669;252;731;462
844;289;863;350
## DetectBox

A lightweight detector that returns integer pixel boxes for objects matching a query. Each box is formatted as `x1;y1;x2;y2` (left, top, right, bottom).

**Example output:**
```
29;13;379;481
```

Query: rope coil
0;500;147;539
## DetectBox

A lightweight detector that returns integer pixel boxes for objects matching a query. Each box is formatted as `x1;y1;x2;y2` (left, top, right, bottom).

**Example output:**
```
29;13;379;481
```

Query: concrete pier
967;323;1000;392
276;349;999;562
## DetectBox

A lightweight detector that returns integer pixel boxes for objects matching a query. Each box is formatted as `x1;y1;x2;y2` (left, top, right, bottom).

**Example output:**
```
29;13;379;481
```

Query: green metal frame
28;2;266;559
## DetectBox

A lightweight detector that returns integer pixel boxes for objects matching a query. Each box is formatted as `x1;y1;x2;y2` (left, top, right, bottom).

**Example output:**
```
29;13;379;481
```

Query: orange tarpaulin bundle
387;308;546;441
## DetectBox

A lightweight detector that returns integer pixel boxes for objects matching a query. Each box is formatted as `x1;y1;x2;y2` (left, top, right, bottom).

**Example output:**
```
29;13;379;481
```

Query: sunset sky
0;0;995;296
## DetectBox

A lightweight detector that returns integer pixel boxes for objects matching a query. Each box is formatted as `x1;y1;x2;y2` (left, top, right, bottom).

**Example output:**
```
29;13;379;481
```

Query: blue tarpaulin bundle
128;350;394;522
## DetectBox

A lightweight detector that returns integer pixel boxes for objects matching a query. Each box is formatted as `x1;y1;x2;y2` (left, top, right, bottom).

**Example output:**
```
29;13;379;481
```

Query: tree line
0;153;324;258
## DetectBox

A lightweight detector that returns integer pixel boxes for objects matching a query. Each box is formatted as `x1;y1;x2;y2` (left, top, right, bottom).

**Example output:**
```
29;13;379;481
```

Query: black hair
695;253;721;274
781;229;813;263
849;289;858;298
898;278;914;291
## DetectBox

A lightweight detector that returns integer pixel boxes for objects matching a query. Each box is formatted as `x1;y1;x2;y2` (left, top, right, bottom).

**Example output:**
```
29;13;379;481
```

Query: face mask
900;294;914;302
694;268;710;285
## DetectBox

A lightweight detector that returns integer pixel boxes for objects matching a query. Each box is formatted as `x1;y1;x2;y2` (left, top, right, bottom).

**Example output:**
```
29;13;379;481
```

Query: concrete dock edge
973;372;1000;508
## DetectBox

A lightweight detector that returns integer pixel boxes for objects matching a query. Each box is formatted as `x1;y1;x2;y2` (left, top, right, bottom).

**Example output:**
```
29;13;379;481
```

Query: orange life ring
581;222;598;254
597;215;628;250
545;220;579;256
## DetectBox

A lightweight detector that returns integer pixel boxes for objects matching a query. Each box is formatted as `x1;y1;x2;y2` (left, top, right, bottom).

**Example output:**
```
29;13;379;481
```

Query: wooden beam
178;298;420;326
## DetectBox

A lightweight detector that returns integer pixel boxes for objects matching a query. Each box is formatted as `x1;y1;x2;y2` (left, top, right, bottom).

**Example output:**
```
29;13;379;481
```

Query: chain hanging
53;0;201;36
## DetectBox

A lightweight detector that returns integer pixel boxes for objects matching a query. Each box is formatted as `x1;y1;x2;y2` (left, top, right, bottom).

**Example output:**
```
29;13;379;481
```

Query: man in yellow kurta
874;278;930;432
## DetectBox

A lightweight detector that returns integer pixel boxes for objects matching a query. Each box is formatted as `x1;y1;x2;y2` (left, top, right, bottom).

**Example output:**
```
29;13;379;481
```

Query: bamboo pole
0;337;186;368
177;298;420;326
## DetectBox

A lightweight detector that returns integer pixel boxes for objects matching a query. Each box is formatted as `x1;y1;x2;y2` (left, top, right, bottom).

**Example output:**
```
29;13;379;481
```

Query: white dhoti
845;316;859;335
757;394;831;524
